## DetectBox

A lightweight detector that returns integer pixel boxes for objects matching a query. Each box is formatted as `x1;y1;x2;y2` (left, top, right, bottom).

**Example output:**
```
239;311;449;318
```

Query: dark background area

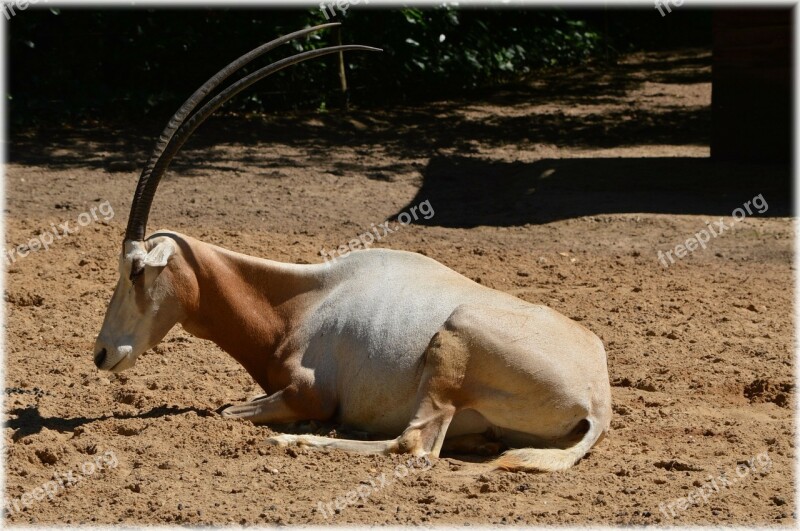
8;7;712;126
6;6;792;217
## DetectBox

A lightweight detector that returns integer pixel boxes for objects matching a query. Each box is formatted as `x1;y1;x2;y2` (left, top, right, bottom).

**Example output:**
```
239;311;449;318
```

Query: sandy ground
3;49;795;526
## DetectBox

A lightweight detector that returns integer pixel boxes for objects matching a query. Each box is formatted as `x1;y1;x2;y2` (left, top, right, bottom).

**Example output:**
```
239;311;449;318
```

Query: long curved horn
124;23;373;241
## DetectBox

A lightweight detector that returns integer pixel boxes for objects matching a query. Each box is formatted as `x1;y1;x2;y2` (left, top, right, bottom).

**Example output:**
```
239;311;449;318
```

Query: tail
489;419;605;473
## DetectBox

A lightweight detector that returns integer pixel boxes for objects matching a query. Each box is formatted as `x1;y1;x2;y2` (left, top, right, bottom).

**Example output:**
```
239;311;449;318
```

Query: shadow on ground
391;156;792;227
4;405;212;441
11;49;790;225
9;50;713;171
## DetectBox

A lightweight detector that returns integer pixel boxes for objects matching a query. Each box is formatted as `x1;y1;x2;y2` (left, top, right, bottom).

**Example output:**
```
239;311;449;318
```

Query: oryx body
94;24;611;472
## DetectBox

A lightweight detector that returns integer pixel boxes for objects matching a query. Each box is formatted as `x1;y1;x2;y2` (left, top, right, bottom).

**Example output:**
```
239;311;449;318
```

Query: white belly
302;248;533;435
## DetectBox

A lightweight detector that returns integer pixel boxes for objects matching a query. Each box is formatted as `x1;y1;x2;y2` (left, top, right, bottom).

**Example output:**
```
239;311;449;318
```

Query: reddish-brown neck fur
166;235;320;393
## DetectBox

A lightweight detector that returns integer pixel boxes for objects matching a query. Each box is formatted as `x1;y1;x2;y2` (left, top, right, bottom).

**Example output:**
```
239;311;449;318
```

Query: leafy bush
7;6;706;125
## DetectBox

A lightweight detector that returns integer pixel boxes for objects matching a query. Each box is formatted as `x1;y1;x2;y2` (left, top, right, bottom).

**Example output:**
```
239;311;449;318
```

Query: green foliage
12;7;700;125
333;7;602;96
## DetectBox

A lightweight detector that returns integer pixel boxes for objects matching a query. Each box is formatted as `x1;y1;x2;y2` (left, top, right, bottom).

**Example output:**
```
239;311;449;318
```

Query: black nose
94;348;107;368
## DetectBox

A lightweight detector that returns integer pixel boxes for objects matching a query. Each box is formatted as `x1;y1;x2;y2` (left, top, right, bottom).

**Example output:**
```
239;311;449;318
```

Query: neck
174;236;321;392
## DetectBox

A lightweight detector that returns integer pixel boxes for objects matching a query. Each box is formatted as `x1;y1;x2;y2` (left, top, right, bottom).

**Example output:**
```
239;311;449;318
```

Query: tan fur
95;231;612;473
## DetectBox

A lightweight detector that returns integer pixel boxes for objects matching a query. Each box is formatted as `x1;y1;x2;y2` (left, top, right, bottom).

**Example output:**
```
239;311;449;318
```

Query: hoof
216;403;233;416
219;404;242;418
218;392;273;421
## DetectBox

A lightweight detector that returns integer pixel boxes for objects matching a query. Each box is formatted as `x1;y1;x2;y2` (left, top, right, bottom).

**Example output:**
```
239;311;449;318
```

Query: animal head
93;23;380;371
93;237;184;371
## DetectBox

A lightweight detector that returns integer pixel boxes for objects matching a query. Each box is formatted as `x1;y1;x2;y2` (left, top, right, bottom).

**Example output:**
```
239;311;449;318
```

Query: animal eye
129;265;144;284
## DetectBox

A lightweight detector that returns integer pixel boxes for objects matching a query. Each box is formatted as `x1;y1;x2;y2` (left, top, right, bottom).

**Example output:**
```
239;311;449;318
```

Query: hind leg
266;318;472;458
392;322;474;457
265;397;455;457
265;380;457;457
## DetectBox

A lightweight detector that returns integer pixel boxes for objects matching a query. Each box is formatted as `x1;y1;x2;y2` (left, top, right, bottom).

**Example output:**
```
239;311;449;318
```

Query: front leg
220;388;315;424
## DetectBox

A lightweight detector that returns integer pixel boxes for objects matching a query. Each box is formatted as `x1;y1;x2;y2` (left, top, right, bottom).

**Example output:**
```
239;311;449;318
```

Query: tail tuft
488;419;604;473
491;447;581;473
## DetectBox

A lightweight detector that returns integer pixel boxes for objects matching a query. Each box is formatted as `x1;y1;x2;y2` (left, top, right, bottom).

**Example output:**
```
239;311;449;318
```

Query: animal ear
142;240;176;268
